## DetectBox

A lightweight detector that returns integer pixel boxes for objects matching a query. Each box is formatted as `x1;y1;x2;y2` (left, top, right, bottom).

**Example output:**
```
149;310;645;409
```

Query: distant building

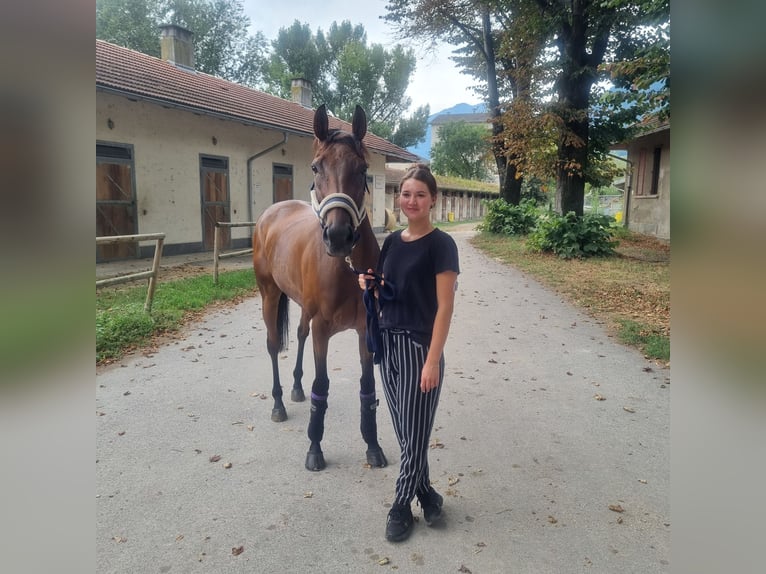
612;117;670;239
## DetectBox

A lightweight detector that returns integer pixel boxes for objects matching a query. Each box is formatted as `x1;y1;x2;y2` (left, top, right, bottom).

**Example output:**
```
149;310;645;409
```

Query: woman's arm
420;270;458;393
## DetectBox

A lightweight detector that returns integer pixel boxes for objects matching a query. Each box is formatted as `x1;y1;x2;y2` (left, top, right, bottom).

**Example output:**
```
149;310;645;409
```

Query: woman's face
399;178;434;223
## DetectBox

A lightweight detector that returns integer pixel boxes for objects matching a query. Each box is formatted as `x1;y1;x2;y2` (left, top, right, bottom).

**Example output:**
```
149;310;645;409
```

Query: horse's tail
277;292;290;352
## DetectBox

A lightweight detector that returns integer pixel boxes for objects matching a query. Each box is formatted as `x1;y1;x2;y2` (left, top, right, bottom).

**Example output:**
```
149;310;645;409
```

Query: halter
310;182;369;230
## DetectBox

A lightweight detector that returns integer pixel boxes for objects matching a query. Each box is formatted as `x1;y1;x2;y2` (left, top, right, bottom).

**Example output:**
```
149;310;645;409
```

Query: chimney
290;78;313;107
159;24;194;69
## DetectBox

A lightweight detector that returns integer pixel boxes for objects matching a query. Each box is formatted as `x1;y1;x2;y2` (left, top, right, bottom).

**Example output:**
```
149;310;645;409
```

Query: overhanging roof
96;40;420;163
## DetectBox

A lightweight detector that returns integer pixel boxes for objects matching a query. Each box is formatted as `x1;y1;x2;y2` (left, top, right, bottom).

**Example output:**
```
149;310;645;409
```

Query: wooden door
96;143;137;261
200;155;230;251
273;164;293;203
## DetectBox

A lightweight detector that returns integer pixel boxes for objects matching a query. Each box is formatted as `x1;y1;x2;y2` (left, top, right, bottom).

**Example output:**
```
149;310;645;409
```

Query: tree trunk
554;100;588;216
554;1;596;217
482;7;522;205
501;162;522;204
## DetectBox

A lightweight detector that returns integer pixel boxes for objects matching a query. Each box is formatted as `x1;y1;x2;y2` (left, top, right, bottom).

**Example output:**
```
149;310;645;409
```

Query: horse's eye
311;164;318;174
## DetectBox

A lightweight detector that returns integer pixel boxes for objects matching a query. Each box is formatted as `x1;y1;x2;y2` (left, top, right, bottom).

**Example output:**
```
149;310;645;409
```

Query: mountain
407;102;488;161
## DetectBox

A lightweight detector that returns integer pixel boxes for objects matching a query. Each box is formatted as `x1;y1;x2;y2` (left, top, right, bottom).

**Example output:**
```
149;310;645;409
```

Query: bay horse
252;104;388;471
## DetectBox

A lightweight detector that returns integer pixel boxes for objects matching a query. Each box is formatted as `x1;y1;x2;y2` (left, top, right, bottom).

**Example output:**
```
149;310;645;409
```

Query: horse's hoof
366;448;388;468
291;388;306;402
305;451;326;471
271;407;287;423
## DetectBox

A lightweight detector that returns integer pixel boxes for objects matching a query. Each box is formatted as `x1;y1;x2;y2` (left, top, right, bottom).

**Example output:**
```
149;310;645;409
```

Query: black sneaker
385;502;414;542
417;488;443;526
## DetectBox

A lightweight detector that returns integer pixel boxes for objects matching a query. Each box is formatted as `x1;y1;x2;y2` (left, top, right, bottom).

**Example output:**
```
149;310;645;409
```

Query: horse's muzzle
322;222;355;257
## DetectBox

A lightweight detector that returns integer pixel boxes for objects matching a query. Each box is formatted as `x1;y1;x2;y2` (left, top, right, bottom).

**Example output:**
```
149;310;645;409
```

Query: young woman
359;164;460;542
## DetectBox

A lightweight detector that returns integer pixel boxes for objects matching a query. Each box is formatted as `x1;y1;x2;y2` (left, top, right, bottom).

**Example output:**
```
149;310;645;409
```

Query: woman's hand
358;268;384;292
358;268;375;291
420;361;441;393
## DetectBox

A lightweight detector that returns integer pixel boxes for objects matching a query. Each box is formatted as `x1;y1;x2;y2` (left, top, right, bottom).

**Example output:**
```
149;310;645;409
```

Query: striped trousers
379;328;444;506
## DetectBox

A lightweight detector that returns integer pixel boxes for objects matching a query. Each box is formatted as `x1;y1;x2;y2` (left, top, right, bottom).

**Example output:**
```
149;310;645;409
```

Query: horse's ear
314;104;329;142
352;105;367;142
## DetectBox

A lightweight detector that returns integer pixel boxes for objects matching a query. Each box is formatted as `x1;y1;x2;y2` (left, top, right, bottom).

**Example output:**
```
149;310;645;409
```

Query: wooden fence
213;222;256;284
96;233;165;312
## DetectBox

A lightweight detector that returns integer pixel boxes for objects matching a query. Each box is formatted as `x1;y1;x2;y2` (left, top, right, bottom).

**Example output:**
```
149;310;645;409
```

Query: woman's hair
400;163;438;200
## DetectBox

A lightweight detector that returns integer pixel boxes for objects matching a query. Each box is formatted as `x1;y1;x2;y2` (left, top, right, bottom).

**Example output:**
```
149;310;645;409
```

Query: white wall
96;93;388;249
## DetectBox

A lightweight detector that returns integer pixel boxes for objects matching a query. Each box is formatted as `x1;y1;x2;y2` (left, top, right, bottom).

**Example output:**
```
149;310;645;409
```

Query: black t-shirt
378;228;460;343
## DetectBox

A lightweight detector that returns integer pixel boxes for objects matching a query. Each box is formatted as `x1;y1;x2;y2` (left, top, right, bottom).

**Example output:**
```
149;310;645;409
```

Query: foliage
599;0;671;121
263;20;428;148
616;319;670;361
96;0;164;57
383;0;670;215
96;0;268;86
97;270;255;363
430;121;493;180
521;176;553;205
477;198;539;235
527;211;618;259
384;0;531;203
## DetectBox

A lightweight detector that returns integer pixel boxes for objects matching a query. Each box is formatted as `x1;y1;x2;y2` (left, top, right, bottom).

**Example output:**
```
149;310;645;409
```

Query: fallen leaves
623;406;635;413
608;504;625;513
209;455;221;463
231;545;244;556
594;394;606;401
377;557;390;565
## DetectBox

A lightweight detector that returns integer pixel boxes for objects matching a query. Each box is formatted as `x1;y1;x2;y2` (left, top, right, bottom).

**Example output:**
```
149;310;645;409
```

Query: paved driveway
96;228;670;573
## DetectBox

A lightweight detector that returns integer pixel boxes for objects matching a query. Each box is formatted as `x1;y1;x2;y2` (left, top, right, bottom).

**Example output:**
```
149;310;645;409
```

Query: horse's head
311;104;369;257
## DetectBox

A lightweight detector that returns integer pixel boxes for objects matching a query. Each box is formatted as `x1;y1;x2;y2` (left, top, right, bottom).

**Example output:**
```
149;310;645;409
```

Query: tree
527;0;669;215
264;20;429;148
385;0;670;216
97;0;164;57
384;0;536;204
96;0;268;87
430;121;493;180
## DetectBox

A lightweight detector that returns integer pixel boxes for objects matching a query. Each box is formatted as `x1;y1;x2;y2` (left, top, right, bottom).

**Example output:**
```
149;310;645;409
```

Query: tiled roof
96;40;420;163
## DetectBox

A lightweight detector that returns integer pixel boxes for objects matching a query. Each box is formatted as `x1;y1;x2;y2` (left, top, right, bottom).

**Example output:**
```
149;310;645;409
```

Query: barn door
200;155;230;251
96;143;137;261
273;164;293;203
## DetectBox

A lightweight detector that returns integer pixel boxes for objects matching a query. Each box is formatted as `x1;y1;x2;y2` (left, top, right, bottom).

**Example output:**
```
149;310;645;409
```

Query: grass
470;230;670;362
96;269;256;364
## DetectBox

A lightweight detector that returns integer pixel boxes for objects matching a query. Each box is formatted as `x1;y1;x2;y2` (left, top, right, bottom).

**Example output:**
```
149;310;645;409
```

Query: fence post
213;225;221;284
212;221;257;284
144;236;164;313
96;233;165;313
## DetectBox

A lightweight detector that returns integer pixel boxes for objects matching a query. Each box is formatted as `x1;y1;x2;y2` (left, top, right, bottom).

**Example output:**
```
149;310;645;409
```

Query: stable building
96;26;419;261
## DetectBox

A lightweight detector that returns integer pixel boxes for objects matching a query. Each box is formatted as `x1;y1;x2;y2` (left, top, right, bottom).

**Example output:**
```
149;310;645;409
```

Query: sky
241;0;481;115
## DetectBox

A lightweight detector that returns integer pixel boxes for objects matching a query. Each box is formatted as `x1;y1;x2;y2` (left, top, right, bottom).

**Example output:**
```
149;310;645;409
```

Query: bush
527;211;618;259
478;198;539;236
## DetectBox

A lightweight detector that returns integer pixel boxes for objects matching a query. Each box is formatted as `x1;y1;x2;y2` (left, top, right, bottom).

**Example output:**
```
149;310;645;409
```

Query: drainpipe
608;153;633;229
247;132;288;223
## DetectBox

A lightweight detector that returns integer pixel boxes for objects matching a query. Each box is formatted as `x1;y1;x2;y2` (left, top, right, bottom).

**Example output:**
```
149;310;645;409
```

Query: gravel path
97;227;670;573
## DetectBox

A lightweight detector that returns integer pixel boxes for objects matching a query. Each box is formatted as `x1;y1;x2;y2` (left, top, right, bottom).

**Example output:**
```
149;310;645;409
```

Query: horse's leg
305;322;331;471
290;311;310;402
263;290;289;422
358;332;387;468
